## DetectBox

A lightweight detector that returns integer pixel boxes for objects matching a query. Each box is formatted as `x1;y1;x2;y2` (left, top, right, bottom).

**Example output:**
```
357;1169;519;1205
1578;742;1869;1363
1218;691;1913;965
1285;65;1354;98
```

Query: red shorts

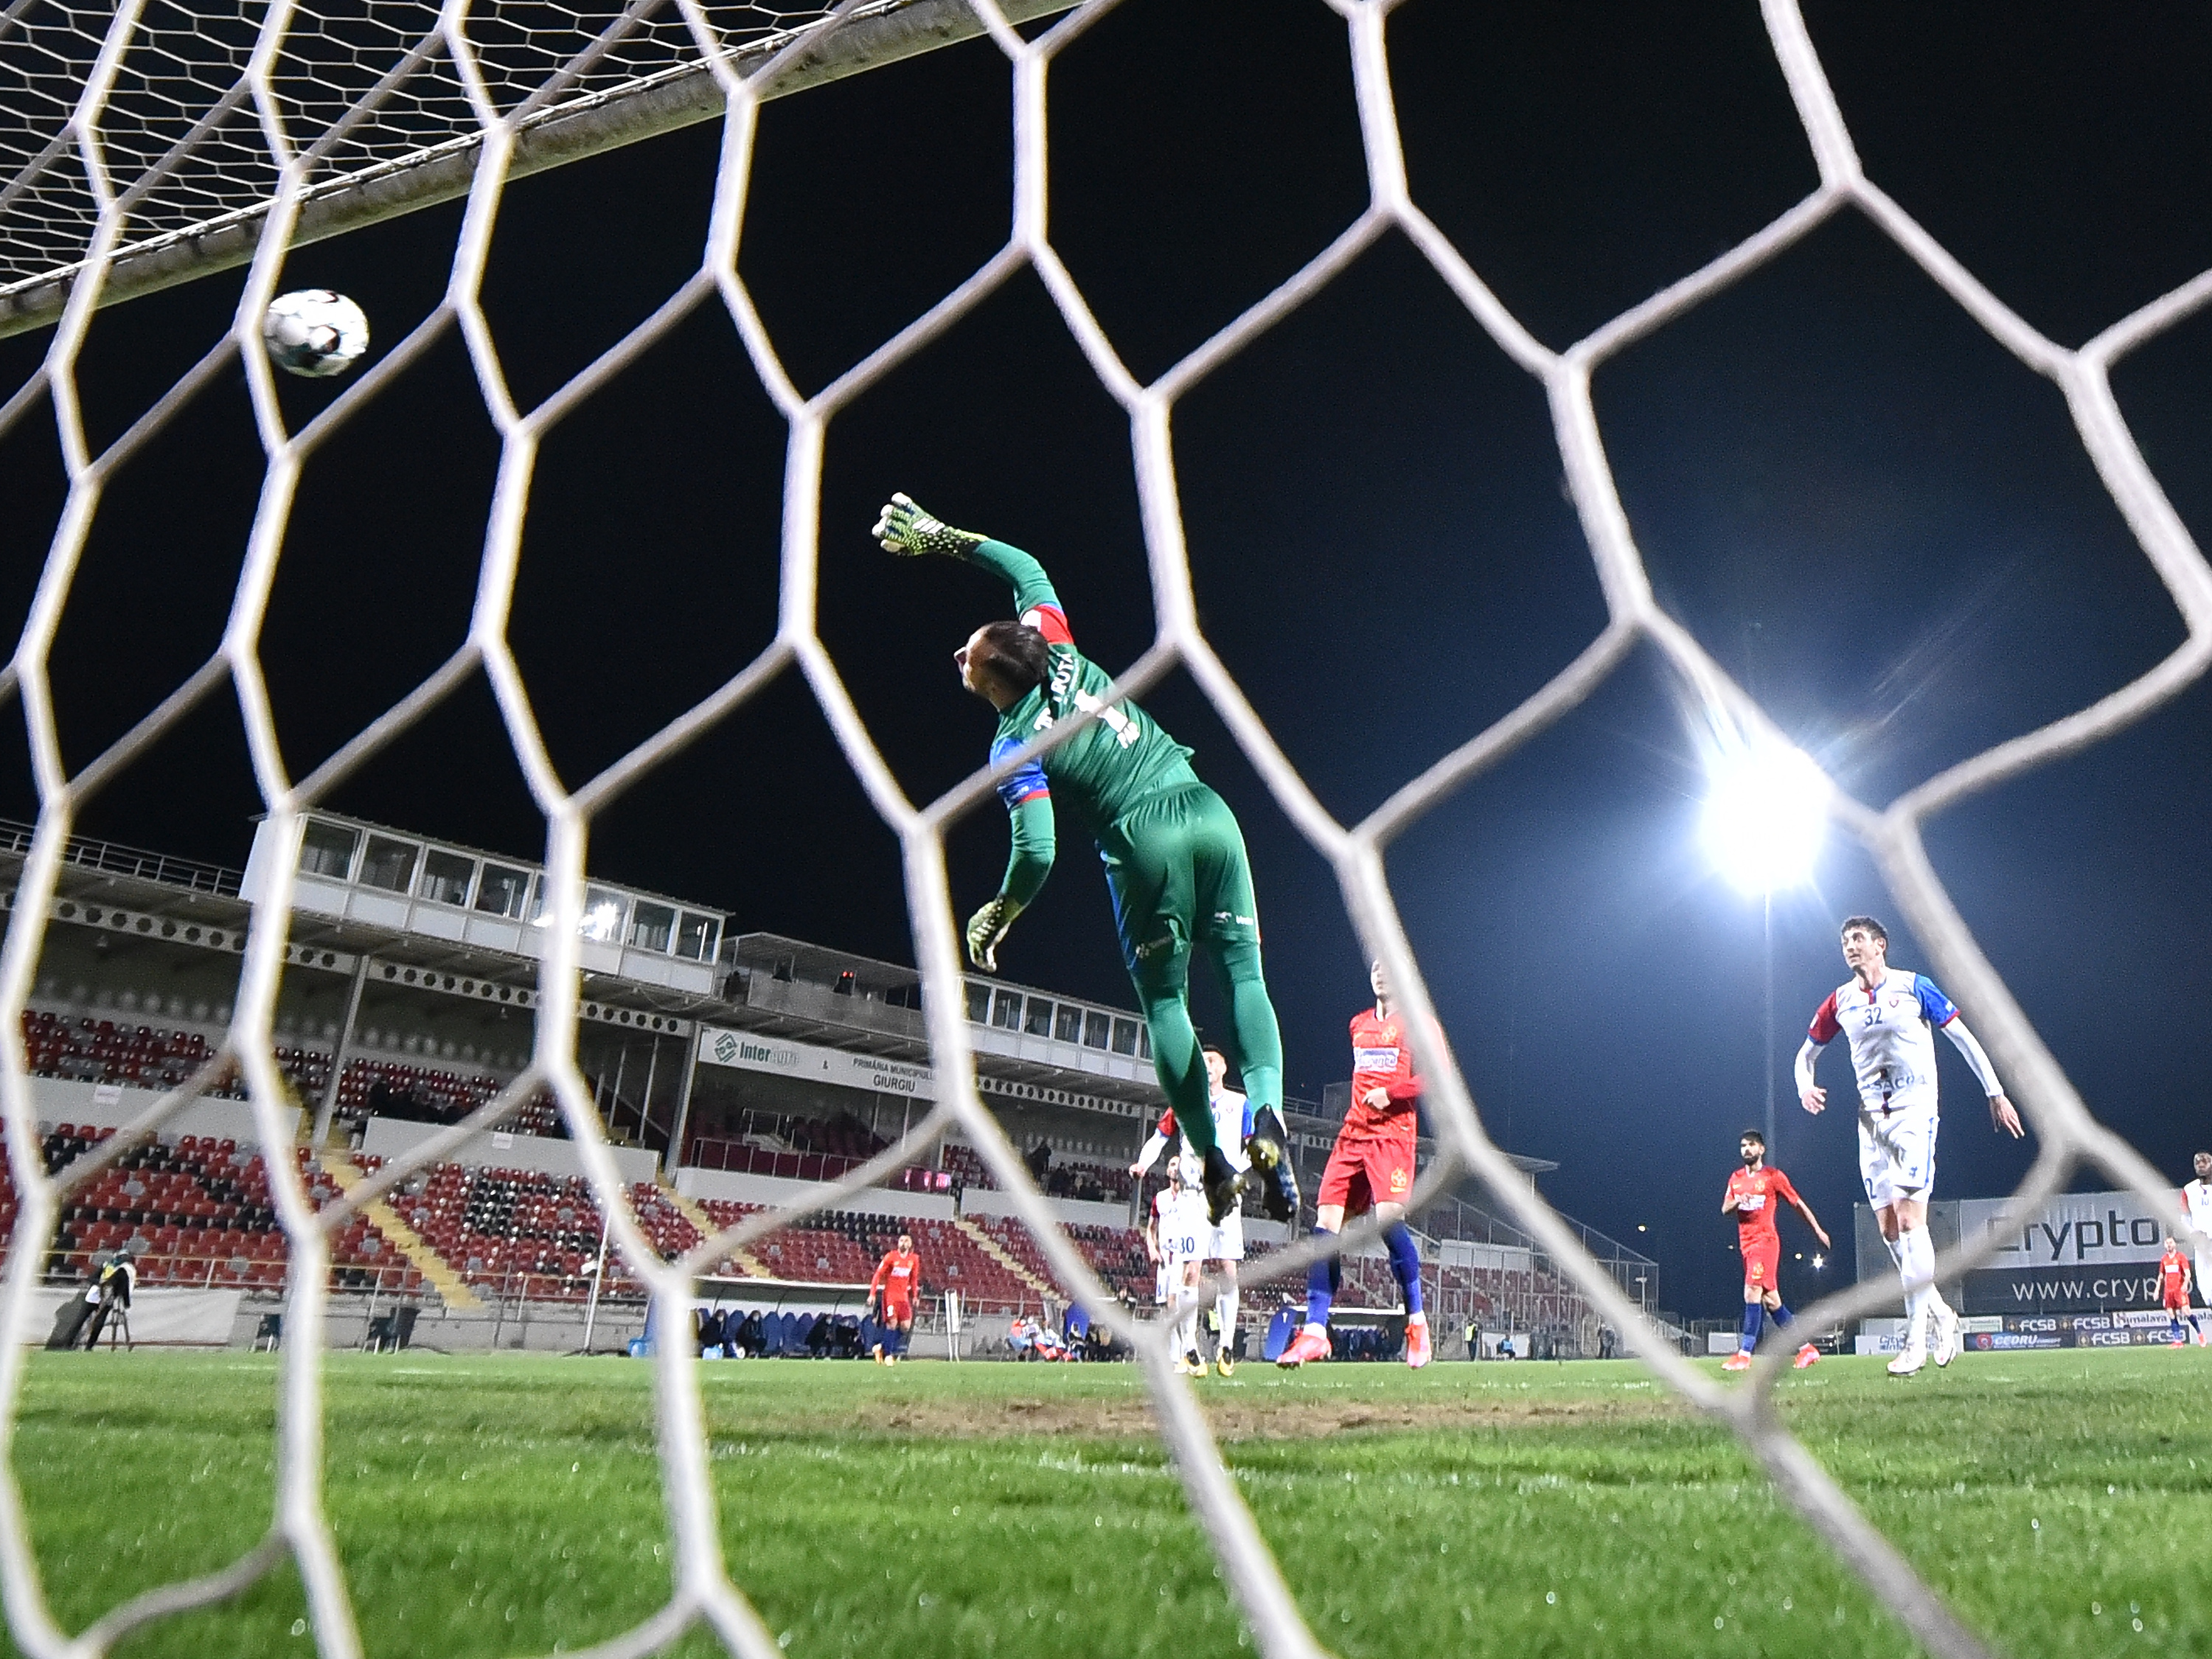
2163;1286;2189;1312
1316;1122;1416;1216
1741;1236;1780;1291
881;1297;913;1324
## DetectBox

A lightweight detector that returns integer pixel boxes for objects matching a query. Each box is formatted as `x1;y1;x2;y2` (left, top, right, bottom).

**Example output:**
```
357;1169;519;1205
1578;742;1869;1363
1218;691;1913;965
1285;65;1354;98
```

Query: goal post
0;0;1079;341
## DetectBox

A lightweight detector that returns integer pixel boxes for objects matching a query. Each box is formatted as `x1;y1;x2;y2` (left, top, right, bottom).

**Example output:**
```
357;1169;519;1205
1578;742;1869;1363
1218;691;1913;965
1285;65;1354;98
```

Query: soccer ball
261;289;369;378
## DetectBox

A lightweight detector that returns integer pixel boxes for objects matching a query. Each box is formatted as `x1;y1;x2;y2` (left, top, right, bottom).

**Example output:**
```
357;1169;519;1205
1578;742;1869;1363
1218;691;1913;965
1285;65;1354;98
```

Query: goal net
3;1;2210;1658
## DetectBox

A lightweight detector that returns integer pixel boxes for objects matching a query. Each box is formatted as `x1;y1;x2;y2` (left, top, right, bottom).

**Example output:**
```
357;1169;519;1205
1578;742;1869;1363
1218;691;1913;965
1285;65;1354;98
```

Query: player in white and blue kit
1134;1046;1251;1374
1796;915;2024;1376
1145;1157;1209;1374
2181;1152;2212;1317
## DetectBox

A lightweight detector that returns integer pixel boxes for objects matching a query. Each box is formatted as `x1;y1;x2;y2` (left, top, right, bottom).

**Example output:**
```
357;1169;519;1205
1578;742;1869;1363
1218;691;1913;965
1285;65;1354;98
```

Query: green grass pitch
7;1346;2207;1657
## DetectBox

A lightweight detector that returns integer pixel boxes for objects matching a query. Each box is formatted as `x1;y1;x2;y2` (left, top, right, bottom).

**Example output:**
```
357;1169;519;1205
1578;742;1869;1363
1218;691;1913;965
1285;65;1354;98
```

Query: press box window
965;982;992;1023
297;821;358;880
628;902;675;953
1054;1006;1083;1043
992;990;1024;1030
1024;998;1054;1037
475;865;532;919
416;849;475;907
358;836;420;893
675;912;717;961
580;888;627;943
1111;1018;1139;1055
1083;1011;1112;1049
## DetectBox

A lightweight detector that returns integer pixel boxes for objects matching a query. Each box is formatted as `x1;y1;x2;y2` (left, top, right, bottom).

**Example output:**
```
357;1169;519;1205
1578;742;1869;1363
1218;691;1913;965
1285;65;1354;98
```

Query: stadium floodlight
1700;737;1828;1154
1699;740;1830;895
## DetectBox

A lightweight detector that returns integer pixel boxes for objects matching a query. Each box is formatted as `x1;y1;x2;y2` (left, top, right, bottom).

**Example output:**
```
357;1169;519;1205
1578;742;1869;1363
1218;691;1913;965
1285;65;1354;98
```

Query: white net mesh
0;0;848;285
3;0;2211;1656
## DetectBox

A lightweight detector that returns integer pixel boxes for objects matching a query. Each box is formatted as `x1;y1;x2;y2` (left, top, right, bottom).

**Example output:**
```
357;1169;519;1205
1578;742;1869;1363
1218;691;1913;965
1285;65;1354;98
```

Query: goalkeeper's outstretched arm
875;492;1071;641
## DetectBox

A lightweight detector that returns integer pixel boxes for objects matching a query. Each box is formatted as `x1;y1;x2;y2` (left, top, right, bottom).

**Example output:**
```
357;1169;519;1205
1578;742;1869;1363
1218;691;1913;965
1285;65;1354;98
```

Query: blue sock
1739;1302;1763;1353
1305;1231;1340;1328
1770;1302;1794;1329
1382;1223;1425;1317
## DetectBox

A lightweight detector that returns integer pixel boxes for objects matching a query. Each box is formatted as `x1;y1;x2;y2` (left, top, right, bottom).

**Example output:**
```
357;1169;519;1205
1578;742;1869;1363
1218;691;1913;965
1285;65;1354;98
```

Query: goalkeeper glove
874;492;986;559
964;894;1023;973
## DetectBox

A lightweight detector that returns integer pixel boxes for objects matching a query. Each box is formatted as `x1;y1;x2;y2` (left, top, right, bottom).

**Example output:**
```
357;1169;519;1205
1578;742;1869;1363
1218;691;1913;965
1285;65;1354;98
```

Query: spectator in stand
1027;1140;1052;1183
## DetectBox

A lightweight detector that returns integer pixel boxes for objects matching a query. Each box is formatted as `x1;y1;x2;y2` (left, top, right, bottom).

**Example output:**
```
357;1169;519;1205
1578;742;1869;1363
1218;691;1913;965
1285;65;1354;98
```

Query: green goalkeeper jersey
974;540;1199;891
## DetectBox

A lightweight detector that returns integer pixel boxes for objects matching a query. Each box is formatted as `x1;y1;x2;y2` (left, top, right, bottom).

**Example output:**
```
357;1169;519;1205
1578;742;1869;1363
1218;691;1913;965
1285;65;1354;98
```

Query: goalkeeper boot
1200;1145;1242;1228
1245;1109;1298;1223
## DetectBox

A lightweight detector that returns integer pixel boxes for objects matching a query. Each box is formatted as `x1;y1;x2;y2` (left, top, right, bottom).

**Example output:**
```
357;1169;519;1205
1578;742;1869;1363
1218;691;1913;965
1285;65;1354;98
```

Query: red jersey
2160;1245;2190;1296
1723;1166;1801;1246
870;1248;922;1303
1346;1006;1422;1134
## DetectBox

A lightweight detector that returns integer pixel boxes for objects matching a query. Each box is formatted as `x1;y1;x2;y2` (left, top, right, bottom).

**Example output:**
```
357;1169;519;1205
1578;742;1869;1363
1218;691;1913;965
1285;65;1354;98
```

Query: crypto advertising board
1955;1190;2188;1316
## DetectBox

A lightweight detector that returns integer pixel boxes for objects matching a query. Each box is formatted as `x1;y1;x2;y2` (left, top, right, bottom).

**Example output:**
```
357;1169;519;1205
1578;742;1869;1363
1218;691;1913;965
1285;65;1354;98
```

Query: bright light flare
1700;742;1830;894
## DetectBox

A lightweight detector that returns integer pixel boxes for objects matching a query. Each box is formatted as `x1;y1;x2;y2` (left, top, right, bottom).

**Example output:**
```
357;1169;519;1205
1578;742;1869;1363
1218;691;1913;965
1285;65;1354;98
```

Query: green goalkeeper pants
1098;783;1286;1156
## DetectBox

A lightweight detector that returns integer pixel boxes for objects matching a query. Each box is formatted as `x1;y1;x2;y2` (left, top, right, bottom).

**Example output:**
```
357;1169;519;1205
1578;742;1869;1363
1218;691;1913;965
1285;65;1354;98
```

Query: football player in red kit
868;1232;922;1364
1721;1130;1830;1372
2158;1238;2202;1347
1278;960;1436;1370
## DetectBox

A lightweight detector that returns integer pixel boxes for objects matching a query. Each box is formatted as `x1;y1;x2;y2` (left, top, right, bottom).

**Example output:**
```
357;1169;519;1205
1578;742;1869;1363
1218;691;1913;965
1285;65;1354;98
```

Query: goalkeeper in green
876;493;1296;1227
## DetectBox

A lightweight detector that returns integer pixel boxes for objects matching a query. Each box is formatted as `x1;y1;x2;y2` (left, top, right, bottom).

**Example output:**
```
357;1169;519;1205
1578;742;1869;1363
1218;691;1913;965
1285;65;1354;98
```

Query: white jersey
1807;969;1964;1117
1151;1187;1205;1265
2183;1180;2212;1242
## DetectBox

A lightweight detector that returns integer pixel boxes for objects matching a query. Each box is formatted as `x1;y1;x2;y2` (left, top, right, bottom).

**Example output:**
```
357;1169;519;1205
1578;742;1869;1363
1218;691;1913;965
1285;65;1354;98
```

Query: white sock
1898;1227;1935;1346
1885;1229;1952;1323
1176;1300;1200;1357
1216;1287;1238;1352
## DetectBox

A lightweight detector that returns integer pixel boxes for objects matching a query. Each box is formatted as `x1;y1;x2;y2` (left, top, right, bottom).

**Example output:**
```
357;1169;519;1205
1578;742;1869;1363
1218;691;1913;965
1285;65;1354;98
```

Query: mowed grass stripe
5;1349;2206;1658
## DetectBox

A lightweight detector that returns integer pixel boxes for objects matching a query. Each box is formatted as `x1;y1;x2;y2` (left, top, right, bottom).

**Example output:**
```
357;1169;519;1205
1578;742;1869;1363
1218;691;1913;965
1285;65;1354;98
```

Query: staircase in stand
666;1186;773;1279
319;1152;481;1310
952;1214;1054;1299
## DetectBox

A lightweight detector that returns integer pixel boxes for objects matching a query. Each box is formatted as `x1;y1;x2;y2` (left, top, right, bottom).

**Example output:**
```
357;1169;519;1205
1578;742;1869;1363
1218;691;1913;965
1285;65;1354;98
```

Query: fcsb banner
1955;1190;2183;1316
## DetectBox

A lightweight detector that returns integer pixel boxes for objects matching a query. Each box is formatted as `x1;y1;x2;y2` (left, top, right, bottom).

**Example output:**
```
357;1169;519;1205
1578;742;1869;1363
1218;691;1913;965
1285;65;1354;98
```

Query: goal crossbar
0;0;1078;341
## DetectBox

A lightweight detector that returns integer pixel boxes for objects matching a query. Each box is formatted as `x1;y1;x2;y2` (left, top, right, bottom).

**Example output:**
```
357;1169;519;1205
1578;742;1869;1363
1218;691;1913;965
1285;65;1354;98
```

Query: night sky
3;1;2210;1318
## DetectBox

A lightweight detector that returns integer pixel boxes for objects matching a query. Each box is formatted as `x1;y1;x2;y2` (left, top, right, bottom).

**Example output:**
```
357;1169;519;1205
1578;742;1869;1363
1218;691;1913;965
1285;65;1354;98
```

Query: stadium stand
15;1012;569;1138
936;1144;997;1192
683;1111;891;1183
7;1125;418;1293
394;1164;624;1299
1065;1222;1153;1302
689;1200;1043;1310
0;814;1657;1352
